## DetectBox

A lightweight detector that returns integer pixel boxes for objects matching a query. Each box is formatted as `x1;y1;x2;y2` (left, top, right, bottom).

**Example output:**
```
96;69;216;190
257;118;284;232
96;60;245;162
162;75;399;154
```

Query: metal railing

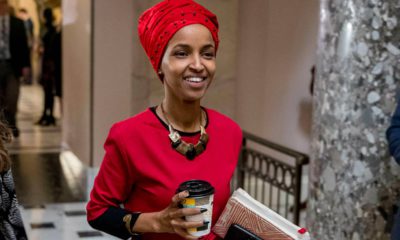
232;131;309;225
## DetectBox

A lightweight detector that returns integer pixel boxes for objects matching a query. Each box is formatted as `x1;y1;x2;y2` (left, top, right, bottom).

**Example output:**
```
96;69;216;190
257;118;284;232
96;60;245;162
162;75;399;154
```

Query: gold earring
158;70;163;75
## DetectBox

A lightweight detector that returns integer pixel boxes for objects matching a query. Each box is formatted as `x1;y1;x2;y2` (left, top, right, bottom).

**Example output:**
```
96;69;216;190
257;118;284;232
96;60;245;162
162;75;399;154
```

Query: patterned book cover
212;189;310;240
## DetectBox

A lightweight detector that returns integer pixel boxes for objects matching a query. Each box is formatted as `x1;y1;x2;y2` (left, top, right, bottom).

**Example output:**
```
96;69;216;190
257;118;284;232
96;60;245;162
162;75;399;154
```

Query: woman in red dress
87;1;242;239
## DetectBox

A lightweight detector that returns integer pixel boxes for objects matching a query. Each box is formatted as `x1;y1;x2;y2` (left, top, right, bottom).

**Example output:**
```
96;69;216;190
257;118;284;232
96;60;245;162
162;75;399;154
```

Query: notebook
212;188;310;240
224;223;263;240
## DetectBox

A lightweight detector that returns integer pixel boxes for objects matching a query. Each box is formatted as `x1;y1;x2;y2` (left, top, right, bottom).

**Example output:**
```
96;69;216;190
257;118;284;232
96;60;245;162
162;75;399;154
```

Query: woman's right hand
153;190;206;239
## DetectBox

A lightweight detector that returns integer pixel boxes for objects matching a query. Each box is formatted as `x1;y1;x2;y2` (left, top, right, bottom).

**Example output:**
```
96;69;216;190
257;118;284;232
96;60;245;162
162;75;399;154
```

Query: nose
189;54;205;72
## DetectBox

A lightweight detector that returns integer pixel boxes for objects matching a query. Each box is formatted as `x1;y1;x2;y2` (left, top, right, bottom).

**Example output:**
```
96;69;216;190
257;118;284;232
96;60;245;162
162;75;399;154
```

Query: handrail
234;130;310;225
242;130;309;165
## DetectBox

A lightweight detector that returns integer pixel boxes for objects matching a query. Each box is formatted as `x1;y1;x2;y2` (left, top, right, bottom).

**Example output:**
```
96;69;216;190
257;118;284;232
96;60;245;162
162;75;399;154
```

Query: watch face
224;224;262;240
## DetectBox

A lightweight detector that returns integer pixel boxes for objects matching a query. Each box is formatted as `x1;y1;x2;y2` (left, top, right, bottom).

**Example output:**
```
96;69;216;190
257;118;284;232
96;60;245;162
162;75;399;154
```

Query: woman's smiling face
160;24;216;103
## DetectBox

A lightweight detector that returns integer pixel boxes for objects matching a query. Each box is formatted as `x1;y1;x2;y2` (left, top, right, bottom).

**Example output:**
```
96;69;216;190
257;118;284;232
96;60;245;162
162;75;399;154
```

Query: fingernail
182;190;189;197
200;208;208;213
203;220;210;225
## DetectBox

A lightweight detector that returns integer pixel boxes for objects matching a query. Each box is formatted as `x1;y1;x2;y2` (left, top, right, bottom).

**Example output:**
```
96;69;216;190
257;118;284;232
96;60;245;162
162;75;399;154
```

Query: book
212;188;310;240
225;223;263;240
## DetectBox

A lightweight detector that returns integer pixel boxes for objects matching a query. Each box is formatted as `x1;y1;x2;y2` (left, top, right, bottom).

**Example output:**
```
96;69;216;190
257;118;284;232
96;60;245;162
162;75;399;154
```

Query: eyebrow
172;43;215;50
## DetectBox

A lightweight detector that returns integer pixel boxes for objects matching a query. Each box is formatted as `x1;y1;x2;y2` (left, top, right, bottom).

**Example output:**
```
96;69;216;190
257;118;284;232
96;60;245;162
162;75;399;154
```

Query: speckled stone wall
308;0;400;239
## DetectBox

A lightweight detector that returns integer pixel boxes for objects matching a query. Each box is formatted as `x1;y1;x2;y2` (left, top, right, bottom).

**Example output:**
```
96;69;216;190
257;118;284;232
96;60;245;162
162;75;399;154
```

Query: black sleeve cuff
88;207;141;239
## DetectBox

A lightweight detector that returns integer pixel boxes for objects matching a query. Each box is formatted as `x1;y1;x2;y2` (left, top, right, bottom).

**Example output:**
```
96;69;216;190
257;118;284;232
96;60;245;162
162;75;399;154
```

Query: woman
0;121;28;239
86;1;242;239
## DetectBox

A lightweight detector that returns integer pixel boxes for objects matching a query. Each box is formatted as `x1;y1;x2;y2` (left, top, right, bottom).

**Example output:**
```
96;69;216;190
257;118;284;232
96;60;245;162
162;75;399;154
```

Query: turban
138;0;219;75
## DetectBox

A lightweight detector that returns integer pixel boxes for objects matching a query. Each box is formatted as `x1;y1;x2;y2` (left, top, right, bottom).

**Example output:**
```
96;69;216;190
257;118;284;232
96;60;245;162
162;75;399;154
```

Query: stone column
308;0;400;239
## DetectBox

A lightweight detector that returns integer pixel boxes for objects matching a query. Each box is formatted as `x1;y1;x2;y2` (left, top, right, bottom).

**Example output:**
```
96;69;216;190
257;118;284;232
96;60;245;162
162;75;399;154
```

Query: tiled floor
9;85;117;239
11;152;86;205
7;83;62;154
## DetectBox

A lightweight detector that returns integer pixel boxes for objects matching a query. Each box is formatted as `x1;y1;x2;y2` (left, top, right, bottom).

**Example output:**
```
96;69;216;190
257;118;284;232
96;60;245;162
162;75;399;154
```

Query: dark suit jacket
9;15;30;77
387;100;400;165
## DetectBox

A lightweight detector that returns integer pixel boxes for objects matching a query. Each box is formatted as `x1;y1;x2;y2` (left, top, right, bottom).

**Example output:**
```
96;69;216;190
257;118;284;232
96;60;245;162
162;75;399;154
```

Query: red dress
87;108;242;240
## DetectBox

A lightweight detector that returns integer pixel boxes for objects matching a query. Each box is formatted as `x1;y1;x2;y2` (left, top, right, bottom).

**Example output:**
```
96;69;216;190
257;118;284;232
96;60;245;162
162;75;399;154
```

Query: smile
184;76;206;83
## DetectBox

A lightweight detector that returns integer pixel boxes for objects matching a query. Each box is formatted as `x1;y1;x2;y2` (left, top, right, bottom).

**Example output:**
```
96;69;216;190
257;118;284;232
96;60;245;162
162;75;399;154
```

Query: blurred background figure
17;8;34;85
0;0;31;137
36;7;61;126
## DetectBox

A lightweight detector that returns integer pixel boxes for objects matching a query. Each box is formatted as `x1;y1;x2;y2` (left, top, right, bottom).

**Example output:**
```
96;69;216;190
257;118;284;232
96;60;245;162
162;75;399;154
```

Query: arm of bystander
387;100;400;164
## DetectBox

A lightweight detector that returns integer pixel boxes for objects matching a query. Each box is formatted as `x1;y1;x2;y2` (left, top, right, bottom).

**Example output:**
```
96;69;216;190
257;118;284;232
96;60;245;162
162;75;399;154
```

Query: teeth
185;77;204;83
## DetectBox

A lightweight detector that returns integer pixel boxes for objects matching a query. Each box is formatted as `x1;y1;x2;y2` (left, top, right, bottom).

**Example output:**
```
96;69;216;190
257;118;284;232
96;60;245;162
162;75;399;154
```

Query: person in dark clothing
53;30;62;110
36;8;60;126
18;8;34;85
386;100;400;240
0;0;31;138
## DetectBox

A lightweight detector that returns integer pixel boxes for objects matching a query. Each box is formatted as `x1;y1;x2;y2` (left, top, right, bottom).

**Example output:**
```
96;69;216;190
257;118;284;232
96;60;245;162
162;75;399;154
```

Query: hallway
8;85;115;239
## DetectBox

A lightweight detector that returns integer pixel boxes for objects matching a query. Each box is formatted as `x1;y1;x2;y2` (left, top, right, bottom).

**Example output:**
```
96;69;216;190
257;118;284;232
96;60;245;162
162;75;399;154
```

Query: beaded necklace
160;103;209;160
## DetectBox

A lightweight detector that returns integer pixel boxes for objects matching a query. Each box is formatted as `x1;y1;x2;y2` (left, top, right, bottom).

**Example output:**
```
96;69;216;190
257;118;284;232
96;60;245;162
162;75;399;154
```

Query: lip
183;76;207;82
183;76;208;88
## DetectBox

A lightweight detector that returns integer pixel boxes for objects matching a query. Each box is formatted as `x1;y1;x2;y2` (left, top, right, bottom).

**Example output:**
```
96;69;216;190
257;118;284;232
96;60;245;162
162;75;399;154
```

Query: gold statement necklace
160;103;209;160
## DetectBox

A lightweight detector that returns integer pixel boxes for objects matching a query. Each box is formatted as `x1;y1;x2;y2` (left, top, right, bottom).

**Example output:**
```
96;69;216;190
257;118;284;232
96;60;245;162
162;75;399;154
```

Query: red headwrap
138;0;219;75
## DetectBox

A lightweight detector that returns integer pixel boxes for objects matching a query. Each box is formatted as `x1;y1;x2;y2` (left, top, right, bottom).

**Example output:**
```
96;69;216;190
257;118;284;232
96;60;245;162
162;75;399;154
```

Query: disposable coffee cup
177;180;215;237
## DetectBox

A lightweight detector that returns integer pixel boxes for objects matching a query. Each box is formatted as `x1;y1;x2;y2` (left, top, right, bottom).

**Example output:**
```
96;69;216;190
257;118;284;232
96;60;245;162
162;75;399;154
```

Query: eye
202;51;215;59
173;51;188;58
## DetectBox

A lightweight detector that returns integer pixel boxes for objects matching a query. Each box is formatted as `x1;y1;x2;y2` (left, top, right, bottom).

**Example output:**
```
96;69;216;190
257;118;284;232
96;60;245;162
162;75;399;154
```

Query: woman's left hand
154;190;206;239
133;190;206;239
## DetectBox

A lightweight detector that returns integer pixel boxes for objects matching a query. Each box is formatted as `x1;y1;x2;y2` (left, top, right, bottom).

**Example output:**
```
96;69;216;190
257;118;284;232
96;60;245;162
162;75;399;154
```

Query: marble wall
308;0;400;239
